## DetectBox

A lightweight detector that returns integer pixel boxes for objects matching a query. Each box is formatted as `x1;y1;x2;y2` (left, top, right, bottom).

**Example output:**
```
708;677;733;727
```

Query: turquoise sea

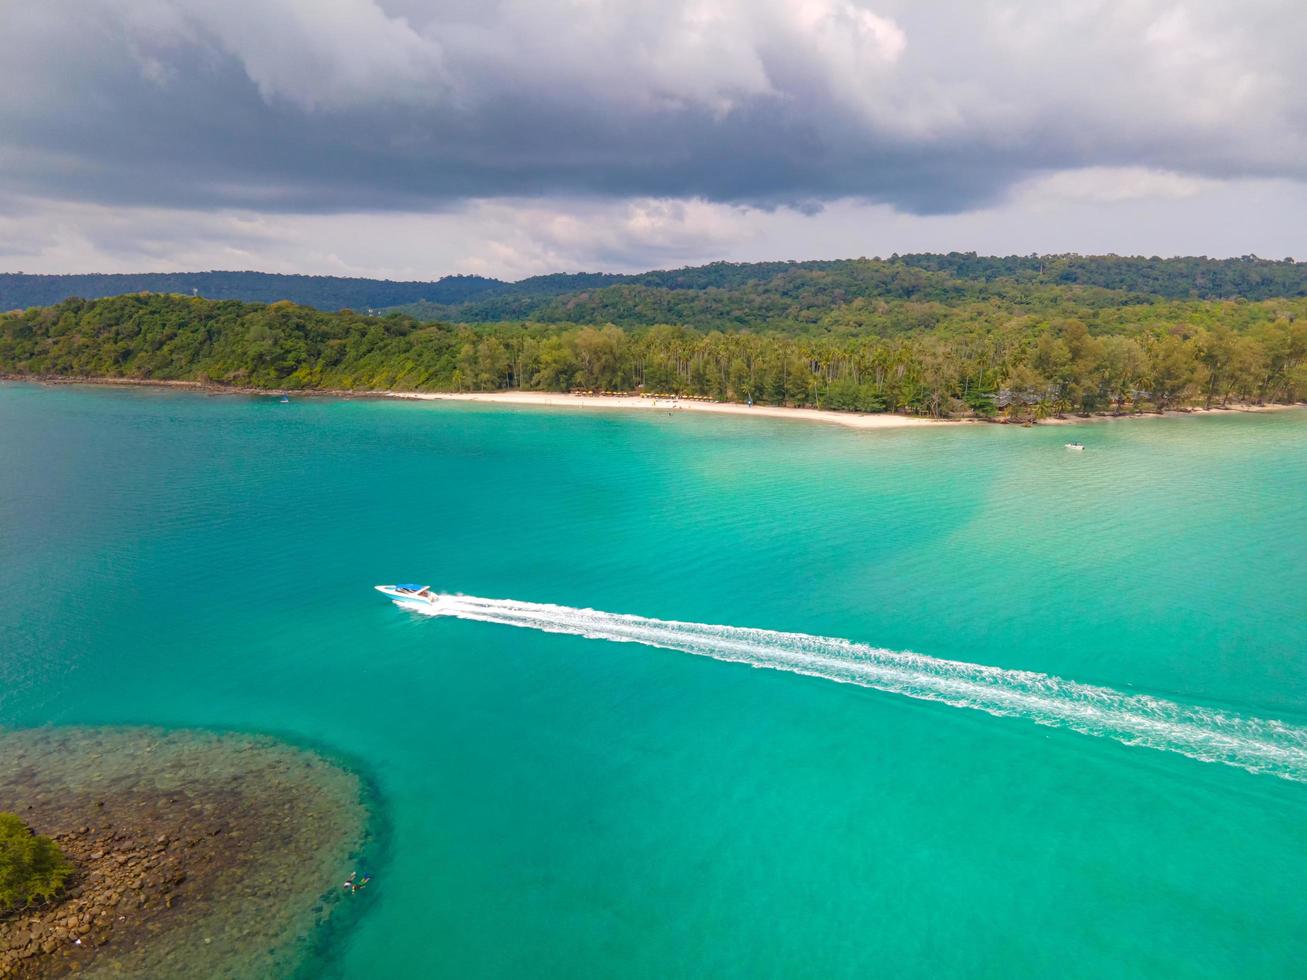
1;382;1305;978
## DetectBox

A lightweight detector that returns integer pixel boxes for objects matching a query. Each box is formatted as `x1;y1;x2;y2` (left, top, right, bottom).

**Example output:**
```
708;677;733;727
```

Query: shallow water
0;726;370;978
1;383;1305;978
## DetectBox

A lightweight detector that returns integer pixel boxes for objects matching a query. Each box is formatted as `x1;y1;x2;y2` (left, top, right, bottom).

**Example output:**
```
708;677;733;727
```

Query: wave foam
395;594;1307;781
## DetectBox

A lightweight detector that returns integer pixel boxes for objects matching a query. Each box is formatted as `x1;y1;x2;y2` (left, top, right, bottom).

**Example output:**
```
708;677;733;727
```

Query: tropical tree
0;813;74;912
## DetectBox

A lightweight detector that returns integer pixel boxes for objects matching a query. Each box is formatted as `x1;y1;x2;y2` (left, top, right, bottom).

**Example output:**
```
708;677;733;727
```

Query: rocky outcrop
0;728;373;978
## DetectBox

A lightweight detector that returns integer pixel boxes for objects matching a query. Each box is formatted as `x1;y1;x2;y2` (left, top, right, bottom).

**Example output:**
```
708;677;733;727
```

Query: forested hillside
0;271;502;312
4;291;1303;418
384;255;1307;327
6;254;1307;316
391;265;1154;330
894;253;1307;298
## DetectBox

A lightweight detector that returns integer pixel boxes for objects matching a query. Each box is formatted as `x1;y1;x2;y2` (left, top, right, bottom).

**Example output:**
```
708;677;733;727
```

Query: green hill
0;271;503;312
7;254;1307;320
384;254;1307;329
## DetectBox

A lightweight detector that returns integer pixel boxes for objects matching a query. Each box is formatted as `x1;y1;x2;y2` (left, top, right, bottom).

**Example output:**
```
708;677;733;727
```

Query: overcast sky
3;0;1305;280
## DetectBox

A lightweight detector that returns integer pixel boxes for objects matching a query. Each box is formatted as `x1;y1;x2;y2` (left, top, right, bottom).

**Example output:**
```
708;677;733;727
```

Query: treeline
8;253;1307;317
894;253;1307;299
386;255;1307;329
3;293;1304;418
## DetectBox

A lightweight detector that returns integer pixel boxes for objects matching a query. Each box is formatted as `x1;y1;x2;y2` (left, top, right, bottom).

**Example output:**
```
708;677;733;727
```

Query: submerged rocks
0;728;372;978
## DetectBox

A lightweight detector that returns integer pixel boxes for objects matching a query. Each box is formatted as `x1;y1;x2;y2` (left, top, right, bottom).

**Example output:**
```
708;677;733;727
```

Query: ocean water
1;382;1305;978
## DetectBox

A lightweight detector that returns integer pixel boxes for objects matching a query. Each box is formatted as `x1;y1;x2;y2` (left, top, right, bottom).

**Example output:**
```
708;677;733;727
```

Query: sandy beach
388;390;1302;429
388;390;973;429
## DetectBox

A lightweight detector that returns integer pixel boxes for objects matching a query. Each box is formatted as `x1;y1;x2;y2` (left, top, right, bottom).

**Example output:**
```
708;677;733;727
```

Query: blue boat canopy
396;583;424;591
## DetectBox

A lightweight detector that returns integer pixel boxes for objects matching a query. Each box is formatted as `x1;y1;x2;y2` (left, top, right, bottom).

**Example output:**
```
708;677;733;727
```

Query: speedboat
375;583;439;604
1065;442;1085;451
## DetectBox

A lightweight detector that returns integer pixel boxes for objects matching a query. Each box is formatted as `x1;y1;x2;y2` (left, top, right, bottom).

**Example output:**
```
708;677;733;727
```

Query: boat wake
395;594;1307;781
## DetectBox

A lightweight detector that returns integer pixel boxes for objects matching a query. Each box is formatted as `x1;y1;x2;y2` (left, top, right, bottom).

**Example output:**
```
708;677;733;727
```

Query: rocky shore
0;728;373;978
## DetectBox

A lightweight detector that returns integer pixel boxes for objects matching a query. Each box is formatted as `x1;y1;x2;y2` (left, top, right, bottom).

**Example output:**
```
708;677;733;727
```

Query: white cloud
778;0;907;122
1021;167;1218;204
108;0;450;110
3;178;1304;283
92;0;904;121
453;198;756;277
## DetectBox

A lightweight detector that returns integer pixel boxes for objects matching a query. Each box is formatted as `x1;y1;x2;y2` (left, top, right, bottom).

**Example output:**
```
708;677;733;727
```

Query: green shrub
0;812;74;912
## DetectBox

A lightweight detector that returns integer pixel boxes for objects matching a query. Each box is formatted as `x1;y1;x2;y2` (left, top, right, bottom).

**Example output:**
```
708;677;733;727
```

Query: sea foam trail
396;594;1307;781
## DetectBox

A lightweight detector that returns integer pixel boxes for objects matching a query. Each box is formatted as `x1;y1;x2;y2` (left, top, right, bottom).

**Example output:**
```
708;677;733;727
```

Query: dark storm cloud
2;0;1305;217
2;38;1006;215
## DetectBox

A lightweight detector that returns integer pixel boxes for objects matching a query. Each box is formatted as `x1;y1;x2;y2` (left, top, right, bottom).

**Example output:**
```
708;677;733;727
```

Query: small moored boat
1065;442;1085;451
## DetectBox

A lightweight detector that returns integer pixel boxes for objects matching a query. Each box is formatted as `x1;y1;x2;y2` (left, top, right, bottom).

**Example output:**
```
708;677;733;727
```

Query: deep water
1;383;1305;978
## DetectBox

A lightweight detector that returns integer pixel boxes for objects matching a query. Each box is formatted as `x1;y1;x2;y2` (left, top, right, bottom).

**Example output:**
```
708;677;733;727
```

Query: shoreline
3;374;1302;430
392;389;1304;428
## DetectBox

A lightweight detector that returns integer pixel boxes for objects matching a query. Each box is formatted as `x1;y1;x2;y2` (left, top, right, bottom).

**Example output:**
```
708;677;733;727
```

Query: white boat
375;584;440;604
1065;442;1085;451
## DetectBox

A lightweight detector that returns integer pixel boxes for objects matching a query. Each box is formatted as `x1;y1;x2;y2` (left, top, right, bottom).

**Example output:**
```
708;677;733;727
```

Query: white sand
386;390;975;429
24;378;1299;430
